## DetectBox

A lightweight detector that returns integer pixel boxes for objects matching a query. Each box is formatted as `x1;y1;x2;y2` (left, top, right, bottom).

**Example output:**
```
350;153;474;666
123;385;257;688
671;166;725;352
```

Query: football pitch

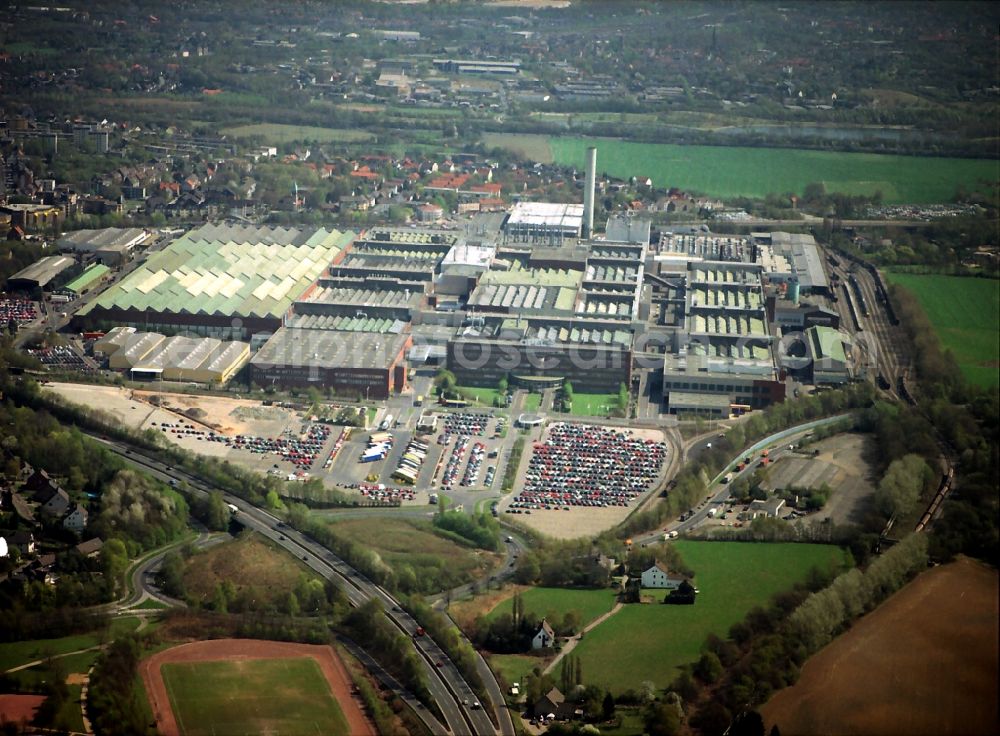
161;657;350;736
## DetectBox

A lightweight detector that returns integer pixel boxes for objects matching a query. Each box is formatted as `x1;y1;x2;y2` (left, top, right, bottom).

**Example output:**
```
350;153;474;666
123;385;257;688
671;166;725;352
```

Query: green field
0;618;138;673
489;652;545;688
482;133;555;163
569;392;621;417
488;586;618;628
884;273;999;387
567;541;850;693
487;136;995;204
220;123;374;145
162;657;349;736
457;385;502;407
329;517;500;591
521;393;542;413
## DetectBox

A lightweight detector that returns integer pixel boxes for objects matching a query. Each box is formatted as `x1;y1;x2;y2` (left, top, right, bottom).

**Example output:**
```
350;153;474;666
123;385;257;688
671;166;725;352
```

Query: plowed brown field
762;557;999;735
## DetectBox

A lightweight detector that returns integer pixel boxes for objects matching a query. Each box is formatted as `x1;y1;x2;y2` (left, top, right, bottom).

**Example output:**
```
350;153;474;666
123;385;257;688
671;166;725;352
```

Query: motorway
636;415;851;546
93;434;513;736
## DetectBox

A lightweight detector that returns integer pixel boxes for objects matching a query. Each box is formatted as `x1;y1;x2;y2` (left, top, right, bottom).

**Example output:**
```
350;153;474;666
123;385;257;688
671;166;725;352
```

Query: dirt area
761;557;999;736
0;694;46;726
65;673;87;685
43;383;301;438
764;433;876;525
501;422;667;540
140;638;375;736
450;584;529;631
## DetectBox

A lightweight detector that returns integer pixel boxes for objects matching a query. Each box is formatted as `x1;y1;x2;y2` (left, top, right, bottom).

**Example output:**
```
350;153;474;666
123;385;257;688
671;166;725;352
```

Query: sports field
566;541;850;693
220;123;374;145
885;273;999;387
143;640;373;736
162;658;348;736
484;134;995;204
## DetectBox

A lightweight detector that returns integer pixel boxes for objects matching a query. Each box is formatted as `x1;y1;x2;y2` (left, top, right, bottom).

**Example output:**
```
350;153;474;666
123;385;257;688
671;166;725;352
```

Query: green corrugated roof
64;263;109;293
810;326;847;363
79;224;354;320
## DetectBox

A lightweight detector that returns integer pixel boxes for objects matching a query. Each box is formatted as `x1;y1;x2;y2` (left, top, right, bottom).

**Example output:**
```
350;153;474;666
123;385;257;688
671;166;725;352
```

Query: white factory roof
506;202;584;231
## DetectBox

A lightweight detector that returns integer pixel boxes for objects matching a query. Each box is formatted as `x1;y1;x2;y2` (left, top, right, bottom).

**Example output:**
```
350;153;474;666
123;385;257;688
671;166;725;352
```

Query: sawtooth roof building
76;223;355;338
95;326;249;384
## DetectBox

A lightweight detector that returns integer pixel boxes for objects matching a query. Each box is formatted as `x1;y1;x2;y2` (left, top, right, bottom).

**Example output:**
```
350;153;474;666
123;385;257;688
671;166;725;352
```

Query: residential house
8;490;35;524
63;504;89;533
339;194;374;213
75;538;104;558
418;203;444;222
531;618;555;649
8;530;35;555
38;486;71;518
531;687;575;720
640;561;687;590
24;469;58;497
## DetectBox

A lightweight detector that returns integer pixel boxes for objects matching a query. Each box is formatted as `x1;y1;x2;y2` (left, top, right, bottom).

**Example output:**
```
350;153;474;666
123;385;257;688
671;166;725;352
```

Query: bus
439;398;469;408
392;467;418;485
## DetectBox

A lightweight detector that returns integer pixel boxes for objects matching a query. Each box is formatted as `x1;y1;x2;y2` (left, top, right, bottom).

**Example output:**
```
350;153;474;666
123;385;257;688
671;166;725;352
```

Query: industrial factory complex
54;148;852;414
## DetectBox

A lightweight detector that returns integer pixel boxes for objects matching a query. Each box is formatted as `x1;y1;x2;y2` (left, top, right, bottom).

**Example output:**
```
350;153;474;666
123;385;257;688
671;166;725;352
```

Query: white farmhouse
640;561;687;590
531;618;555;649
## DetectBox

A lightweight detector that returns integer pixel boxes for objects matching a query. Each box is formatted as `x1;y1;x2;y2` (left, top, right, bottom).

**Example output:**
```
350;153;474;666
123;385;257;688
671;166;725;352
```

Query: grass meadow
488;586;618;628
565;541;850;693
512;137;997;204
181;533;316;608
521;393;542;413
220;123;374;145
162;657;349;736
884;273;999;387
328;517;501;590
568;392;621;417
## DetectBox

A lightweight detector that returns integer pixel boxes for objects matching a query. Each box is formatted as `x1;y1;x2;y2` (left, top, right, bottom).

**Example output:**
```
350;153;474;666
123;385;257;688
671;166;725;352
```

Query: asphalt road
95;435;509;736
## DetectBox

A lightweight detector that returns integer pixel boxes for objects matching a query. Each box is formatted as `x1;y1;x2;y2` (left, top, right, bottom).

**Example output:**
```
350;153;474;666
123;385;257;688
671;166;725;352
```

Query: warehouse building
76;223;354;338
249;328;411;399
755;232;830;296
7;256;76;292
294;276;424;323
94;327;249;384
57;228;149;265
658;257;785;414
59;263;109;297
806;326;853;384
93;326;136;357
503;202;585;240
447;315;632;392
108;332;165;370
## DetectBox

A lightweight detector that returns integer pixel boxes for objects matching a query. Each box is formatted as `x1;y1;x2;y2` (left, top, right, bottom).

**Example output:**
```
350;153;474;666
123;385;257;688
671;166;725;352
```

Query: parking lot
434;412;507;492
501;422;667;539
0;296;38;325
27;344;96;372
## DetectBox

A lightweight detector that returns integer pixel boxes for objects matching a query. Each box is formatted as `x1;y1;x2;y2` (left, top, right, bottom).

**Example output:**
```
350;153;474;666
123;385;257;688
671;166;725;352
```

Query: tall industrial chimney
583;146;597;239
